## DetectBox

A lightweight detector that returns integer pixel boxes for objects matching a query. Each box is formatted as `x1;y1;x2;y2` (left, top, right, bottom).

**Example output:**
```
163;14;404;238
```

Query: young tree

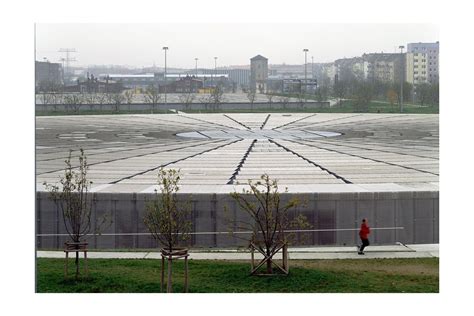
84;93;97;111
352;81;373;112
198;94;211;111
296;93;306;109
387;89;398;108
229;174;310;275
247;89;256;111
333;80;346;106
178;91;196;111
416;83;432;106
63;93;84;113
278;96;290;110
43;149;104;279
209;85;224;111
124;90;135;111
144;85;161;113
144;168;192;252
144;168;192;292
111;92;125;112
266;93;274;109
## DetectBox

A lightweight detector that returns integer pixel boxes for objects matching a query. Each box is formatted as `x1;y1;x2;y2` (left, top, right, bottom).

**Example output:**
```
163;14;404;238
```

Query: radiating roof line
111;139;244;184
37;139;224;176
227;139;257;185
179;113;241;130
268;139;352;184
289;139;439;176
260;114;271;130
271;113;318;130
224;114;251;130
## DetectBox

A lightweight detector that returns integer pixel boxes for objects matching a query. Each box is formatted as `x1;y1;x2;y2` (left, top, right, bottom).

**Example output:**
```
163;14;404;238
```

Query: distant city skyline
36;23;438;69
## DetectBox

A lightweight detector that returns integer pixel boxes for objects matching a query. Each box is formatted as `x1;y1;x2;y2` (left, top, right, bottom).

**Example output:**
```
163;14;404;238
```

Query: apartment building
406;52;429;85
363;53;404;84
407;42;439;84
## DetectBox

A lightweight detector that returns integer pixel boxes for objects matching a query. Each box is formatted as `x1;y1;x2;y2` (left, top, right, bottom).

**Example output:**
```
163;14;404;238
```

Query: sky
36;23;439;69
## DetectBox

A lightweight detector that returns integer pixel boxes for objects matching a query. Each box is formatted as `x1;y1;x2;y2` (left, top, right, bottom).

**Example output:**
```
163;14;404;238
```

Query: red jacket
359;223;370;239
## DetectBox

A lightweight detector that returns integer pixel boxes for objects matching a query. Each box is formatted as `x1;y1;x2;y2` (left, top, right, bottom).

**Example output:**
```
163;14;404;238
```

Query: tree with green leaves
228;174;310;275
144;168;192;292
352;81;373;112
44;149;107;279
144;168;192;252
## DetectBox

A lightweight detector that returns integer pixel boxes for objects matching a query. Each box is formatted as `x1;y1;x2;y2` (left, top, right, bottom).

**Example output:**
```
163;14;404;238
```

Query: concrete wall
36;190;439;250
35;101;330;113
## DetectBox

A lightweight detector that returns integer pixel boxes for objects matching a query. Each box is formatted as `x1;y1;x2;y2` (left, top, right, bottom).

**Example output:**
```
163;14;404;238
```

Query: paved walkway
37;243;438;260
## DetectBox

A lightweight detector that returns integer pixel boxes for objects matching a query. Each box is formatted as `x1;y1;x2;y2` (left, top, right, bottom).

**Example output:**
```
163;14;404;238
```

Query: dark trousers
360;238;370;252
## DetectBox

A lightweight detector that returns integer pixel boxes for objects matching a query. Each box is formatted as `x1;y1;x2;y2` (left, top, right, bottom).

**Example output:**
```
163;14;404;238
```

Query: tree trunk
266;249;273;274
75;251;79;280
167;258;173;293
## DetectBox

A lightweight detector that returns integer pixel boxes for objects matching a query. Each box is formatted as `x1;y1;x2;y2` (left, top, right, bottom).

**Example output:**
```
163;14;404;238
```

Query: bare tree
199;94;211;111
247;90;256;111
228;174;310;275
124;90;135;111
63;93;84;113
178;92;196;111
95;93;107;110
209;85;225;111
110;92;125;112
266;93;274;109
84;93;97;111
37;93;51;105
43;149;108;279
144;85;161;113
278;96;289;110
296;93;306;109
105;92;115;105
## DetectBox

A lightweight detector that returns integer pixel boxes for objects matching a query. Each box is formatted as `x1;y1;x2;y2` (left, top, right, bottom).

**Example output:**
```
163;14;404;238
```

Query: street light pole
399;45;405;113
303;49;309;95
214;56;217;86
163;46;168;107
195;58;198;76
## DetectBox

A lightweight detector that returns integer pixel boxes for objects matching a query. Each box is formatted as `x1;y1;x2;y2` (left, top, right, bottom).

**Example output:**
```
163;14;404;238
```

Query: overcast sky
36;23;439;69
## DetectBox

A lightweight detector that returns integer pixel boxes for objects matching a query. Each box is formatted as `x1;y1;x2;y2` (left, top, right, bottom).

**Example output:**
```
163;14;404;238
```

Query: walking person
357;218;370;255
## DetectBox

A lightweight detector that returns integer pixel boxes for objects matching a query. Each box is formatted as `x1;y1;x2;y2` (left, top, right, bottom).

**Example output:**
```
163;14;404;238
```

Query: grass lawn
36;257;438;293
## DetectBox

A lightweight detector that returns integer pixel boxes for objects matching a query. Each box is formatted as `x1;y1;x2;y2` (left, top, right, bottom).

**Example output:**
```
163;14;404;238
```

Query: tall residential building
363;53;404;84
250;55;268;91
335;57;367;81
406;52;429;85
407;42;439;83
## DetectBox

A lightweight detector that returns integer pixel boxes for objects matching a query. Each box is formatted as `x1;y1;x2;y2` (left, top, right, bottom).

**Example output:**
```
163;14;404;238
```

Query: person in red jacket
358;218;370;255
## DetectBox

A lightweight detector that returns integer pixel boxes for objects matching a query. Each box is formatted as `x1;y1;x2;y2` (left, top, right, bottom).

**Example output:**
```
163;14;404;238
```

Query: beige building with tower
250;55;268;92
